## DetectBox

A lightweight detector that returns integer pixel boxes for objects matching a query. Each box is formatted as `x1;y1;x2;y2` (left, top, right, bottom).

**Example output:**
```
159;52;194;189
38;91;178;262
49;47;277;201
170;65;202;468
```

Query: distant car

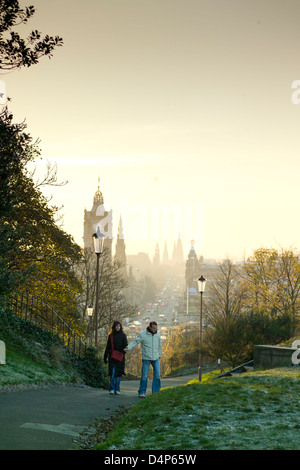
160;327;169;336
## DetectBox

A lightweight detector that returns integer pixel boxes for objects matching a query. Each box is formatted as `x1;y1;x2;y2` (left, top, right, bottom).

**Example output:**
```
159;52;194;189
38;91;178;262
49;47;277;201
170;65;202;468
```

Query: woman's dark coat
103;331;128;378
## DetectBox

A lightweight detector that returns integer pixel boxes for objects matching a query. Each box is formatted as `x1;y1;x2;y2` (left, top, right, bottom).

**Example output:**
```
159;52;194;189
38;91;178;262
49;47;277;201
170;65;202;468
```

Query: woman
103;321;128;395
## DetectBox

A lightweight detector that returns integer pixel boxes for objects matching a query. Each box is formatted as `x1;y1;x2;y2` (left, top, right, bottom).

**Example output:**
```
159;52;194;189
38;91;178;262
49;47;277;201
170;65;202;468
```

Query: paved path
0;374;197;450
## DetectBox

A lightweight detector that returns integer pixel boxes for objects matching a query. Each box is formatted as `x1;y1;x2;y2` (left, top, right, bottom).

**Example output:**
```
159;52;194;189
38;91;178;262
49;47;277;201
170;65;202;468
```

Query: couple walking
103;320;162;397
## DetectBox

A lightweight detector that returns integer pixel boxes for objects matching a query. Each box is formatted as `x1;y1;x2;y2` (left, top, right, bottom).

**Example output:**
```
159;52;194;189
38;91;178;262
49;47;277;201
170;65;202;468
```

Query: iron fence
11;292;87;358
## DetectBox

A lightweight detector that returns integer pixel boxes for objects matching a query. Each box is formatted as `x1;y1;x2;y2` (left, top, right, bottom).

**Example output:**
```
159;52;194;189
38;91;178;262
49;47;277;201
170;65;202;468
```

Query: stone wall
253;345;298;369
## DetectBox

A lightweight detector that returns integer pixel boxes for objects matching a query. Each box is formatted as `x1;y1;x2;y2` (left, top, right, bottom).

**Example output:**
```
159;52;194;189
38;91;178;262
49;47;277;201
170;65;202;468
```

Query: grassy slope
94;367;300;451
0;341;81;387
0;310;83;388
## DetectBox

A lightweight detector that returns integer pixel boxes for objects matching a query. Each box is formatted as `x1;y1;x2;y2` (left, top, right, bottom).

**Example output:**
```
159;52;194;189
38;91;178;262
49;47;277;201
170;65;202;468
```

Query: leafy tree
0;109;83;333
203;250;298;367
204;308;292;368
0;0;63;71
244;247;300;333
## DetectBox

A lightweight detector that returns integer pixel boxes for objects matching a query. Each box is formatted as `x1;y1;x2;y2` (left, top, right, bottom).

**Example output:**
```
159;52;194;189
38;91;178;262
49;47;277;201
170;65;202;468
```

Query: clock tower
83;179;113;254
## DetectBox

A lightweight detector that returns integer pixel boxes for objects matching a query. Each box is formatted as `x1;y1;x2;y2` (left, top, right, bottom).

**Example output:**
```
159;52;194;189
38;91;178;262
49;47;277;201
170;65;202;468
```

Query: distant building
115;216;127;278
83;179;113;254
185;240;200;293
185;240;201;316
153;243;160;266
171;237;185;266
162;241;169;265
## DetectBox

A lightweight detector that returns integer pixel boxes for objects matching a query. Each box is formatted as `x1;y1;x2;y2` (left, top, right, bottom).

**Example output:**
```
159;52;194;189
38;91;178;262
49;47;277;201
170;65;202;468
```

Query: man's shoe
139;393;145;398
109;390;114;395
115;391;120;395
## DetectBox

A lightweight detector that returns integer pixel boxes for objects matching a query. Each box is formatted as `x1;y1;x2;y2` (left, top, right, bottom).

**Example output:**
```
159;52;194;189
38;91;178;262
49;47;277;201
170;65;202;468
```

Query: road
0;374;197;450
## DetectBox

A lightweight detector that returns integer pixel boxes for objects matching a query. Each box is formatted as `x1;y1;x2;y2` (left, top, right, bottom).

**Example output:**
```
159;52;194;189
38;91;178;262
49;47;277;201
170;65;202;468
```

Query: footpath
0;374;197;450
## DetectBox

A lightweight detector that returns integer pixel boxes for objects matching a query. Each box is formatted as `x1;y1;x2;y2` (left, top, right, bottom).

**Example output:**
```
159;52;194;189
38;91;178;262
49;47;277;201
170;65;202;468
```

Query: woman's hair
108;320;123;336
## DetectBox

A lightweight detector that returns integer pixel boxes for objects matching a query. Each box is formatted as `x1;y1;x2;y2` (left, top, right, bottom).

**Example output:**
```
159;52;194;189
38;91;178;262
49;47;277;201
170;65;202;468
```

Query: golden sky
4;0;300;260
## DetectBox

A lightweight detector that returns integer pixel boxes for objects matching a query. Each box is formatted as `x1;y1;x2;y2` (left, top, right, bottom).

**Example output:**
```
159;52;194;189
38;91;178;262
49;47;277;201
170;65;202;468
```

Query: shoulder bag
110;335;124;362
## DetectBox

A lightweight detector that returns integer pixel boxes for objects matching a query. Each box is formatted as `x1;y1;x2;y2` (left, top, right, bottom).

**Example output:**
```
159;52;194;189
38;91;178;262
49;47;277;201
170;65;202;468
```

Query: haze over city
4;0;300;261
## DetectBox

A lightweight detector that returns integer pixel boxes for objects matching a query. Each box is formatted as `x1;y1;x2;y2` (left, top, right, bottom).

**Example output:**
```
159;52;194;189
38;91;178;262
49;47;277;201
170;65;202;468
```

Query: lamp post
87;305;93;317
197;275;206;382
87;305;93;345
92;228;105;347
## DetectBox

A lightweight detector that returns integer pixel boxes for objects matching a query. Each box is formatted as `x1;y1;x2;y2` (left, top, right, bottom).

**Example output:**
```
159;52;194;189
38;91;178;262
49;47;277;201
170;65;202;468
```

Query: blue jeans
138;359;161;395
110;366;120;392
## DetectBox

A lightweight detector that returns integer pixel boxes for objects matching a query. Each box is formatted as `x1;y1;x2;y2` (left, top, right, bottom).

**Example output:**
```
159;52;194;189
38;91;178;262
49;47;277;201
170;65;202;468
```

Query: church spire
153;243;160;266
115;215;127;277
162;241;169;265
93;176;104;206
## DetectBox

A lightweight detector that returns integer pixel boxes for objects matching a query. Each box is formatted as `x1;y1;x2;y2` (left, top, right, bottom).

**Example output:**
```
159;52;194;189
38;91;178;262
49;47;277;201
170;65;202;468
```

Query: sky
2;0;300;261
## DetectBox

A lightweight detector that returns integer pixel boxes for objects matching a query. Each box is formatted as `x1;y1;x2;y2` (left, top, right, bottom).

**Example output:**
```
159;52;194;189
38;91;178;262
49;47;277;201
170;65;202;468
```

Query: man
124;321;162;398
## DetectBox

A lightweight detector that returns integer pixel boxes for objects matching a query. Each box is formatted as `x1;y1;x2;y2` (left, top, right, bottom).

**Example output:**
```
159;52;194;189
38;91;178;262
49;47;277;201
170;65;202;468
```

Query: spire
176;236;184;264
172;234;184;265
115;215;127;275
93;176;104;205
153;242;160;266
162;241;169;265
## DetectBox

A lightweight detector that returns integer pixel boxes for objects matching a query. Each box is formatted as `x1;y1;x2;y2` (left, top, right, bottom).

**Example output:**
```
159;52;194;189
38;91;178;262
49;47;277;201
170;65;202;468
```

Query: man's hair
149;321;157;327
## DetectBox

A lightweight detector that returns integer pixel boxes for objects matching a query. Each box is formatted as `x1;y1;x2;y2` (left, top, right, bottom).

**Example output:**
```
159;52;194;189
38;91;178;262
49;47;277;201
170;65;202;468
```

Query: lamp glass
87;305;93;317
197;276;206;293
93;232;105;254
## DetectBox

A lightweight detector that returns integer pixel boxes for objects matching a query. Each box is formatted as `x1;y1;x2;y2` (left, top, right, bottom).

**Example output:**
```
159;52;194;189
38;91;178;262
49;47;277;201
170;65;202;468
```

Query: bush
204;309;293;368
74;346;108;389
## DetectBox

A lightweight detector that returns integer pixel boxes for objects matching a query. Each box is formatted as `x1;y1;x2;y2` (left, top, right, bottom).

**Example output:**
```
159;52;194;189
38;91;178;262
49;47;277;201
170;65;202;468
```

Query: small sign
0;340;6;365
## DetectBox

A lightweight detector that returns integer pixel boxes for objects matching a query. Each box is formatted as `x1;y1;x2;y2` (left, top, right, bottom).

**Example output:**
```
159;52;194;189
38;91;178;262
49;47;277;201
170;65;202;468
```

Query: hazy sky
3;0;300;260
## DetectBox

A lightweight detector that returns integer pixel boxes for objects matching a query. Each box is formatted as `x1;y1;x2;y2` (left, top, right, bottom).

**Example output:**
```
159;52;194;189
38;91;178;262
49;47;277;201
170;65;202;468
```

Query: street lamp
92;228;105;347
87;305;93;345
197;275;206;382
87;305;93;317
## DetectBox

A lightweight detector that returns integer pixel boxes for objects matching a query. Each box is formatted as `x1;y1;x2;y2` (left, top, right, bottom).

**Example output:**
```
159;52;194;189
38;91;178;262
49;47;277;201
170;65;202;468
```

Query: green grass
0;343;80;387
94;367;300;450
0;309;84;388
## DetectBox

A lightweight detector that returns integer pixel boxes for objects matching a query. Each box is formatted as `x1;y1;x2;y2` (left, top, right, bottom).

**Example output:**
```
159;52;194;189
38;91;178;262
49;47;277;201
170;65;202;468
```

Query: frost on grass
94;368;300;451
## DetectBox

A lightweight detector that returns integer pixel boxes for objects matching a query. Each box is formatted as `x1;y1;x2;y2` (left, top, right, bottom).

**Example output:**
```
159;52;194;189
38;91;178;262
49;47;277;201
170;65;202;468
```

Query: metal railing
11;292;87;358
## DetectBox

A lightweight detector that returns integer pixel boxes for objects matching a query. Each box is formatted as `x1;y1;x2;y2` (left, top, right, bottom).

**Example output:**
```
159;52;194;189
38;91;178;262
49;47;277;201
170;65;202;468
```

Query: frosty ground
90;367;300;451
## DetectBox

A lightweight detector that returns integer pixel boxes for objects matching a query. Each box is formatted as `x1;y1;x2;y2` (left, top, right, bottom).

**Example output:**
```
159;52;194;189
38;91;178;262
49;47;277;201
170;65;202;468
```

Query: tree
204;251;298;367
77;248;137;342
0;0;63;71
203;259;249;367
204;308;292;368
244;247;300;333
206;259;247;321
0;109;83;333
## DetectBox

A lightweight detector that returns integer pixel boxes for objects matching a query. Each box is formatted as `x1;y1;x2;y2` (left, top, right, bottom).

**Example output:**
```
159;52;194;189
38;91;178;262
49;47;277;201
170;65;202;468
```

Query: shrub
74;346;108;388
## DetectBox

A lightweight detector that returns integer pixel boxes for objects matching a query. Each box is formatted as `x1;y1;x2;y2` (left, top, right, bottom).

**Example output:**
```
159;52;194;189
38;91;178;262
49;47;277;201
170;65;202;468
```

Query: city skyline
3;0;300;260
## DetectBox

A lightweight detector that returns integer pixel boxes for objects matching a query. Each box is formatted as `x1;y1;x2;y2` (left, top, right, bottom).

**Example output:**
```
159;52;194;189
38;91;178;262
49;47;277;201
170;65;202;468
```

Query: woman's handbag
110;335;124;362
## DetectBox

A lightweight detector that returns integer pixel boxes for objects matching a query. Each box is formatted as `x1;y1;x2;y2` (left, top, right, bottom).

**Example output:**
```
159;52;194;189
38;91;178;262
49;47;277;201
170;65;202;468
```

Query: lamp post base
198;365;202;382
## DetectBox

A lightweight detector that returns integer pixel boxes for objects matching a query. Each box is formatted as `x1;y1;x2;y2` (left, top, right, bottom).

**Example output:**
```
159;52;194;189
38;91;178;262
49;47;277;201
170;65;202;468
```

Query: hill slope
0;308;107;389
93;367;300;451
